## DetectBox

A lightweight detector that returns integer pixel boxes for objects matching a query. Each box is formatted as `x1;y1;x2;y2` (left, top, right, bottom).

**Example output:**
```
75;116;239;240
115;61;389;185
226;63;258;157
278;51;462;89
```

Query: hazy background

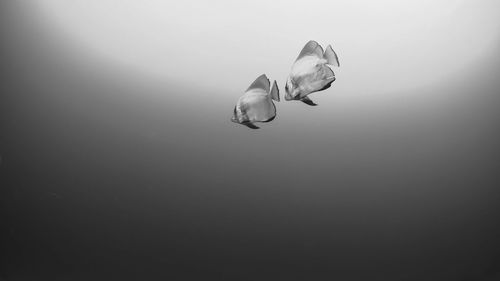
1;1;500;280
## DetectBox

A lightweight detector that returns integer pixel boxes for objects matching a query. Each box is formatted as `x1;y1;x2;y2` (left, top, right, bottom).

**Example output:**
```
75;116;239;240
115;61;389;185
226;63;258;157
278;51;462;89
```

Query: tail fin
270;80;280;102
324;45;340;67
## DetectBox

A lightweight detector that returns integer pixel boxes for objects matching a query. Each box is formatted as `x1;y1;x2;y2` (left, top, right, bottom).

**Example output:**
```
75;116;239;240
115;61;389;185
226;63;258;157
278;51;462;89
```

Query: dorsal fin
324;45;340;67
296;40;324;61
270;80;280;102
246;74;270;92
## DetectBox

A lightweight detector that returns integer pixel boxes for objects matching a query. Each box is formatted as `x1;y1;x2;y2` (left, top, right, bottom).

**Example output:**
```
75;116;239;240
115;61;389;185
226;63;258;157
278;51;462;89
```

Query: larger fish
231;74;280;129
285;40;340;106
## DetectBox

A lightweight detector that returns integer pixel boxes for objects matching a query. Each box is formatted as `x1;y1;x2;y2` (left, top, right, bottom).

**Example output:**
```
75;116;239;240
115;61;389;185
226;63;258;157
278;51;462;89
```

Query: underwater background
1;1;500;280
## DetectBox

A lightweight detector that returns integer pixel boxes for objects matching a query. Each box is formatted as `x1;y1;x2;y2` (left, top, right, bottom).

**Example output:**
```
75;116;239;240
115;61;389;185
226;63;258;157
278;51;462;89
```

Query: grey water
1;1;500;281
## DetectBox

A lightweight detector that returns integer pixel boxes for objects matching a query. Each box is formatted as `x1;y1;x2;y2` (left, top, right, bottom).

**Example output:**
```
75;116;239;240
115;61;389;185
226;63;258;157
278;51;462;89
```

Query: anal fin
242;123;260;129
319;77;335;91
301;96;318;106
263;115;276;123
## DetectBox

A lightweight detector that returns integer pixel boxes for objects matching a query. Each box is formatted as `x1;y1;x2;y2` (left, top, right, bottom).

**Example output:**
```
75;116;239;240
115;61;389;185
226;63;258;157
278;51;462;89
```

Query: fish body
231;74;279;129
285;40;339;105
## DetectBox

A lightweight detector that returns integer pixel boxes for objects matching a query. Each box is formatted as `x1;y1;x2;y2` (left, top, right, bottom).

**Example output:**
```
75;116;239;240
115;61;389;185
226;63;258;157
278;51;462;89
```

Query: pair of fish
231;40;340;129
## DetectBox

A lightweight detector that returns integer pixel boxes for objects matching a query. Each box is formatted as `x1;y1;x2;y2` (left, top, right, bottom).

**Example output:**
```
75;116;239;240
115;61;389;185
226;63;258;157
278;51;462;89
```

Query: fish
231;74;280;129
284;40;340;106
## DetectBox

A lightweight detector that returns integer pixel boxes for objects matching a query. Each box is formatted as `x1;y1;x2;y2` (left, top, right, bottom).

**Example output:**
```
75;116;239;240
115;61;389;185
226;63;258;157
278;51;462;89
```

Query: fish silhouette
285;40;339;105
231;74;279;129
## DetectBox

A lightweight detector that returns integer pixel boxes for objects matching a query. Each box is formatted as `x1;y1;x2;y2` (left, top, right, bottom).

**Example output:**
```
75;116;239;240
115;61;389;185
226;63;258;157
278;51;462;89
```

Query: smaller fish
285;40;340;106
231;74;280;129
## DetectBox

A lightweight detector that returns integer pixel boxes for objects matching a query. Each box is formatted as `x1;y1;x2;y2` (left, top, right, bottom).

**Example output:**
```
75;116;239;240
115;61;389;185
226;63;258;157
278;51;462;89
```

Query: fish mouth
284;90;296;101
284;82;298;101
284;91;300;101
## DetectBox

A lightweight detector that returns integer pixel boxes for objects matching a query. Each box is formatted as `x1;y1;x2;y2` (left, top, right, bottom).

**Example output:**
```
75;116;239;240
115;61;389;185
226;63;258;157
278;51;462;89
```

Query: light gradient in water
1;1;500;280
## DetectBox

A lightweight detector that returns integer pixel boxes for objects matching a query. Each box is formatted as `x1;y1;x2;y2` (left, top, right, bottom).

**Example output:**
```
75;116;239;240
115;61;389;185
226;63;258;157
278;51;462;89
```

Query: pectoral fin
319;82;332;91
319;73;336;91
